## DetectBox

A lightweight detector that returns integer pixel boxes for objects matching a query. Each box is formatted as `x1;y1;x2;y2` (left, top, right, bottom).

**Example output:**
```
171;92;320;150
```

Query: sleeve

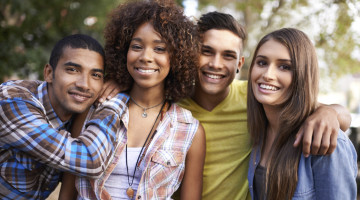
0;92;129;179
312;130;358;200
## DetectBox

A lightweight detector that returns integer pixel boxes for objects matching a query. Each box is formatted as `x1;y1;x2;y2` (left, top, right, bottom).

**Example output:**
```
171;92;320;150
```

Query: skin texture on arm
294;103;352;157
180;123;206;200
58;110;89;200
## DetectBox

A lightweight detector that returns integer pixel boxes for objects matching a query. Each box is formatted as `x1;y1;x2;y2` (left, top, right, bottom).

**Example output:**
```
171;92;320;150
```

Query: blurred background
1;0;359;198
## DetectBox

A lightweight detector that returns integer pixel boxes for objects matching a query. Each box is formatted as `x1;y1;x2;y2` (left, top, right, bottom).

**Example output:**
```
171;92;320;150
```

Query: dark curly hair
104;0;199;102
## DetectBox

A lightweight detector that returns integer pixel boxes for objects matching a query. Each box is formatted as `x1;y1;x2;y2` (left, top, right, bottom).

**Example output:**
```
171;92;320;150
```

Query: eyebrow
131;37;166;44
202;45;237;54
256;55;291;62
64;62;104;74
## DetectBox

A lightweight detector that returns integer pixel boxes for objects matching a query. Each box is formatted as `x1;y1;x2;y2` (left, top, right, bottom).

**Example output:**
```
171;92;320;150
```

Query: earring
236;69;239;73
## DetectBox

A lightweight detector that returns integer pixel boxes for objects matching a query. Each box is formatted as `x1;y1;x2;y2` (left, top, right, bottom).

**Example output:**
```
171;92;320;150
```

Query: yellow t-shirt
177;79;251;200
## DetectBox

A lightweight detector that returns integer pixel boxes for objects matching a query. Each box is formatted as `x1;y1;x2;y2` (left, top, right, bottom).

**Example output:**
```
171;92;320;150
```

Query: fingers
310;121;326;155
293;126;304;147
317;127;331;155
327;129;338;155
301;122;313;158
98;82;116;103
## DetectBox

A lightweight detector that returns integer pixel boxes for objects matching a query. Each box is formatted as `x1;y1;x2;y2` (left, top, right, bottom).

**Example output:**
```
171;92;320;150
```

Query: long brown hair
247;28;319;199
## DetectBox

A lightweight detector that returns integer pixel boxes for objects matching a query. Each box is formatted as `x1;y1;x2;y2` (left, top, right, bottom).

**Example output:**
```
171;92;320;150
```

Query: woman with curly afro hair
73;0;206;199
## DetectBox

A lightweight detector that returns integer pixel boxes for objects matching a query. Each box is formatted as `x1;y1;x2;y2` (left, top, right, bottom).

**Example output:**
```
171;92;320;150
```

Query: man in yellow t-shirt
177;11;251;200
175;11;351;200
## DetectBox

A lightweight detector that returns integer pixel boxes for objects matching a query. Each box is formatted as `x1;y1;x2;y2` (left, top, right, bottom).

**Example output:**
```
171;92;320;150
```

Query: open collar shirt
0;80;129;200
76;103;199;200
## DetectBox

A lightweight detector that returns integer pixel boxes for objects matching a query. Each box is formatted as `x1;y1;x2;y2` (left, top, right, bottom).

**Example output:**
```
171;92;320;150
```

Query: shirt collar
36;82;69;130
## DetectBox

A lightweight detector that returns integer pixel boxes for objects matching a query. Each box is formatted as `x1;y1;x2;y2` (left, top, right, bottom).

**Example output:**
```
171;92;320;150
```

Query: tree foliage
198;0;360;80
1;0;359;82
0;0;123;81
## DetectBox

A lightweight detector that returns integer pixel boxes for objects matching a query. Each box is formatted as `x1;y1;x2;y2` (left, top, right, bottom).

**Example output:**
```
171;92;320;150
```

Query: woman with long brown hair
247;28;357;200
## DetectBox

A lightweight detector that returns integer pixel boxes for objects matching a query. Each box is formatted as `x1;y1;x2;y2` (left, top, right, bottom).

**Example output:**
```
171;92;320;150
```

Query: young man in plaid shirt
0;34;129;199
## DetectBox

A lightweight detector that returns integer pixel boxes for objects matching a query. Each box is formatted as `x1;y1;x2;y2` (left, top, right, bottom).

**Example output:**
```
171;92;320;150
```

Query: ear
237;56;245;71
44;64;54;83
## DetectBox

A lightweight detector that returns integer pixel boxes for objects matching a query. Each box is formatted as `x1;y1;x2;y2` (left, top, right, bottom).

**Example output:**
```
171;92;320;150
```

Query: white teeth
260;84;278;91
205;73;222;79
138;68;157;73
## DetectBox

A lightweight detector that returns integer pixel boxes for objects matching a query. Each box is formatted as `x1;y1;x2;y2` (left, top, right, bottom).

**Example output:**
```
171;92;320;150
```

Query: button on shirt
0;80;129;200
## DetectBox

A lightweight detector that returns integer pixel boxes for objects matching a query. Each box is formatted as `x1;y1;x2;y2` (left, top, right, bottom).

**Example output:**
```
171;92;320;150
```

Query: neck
191;85;230;111
263;105;282;133
129;85;165;107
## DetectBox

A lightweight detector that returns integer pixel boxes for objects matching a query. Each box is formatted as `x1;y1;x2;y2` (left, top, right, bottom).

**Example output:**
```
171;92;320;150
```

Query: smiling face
44;47;104;121
251;39;293;108
197;29;244;100
127;22;170;92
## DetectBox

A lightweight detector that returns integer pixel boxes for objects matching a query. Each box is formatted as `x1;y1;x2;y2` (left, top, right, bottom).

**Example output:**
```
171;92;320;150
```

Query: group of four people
0;0;357;199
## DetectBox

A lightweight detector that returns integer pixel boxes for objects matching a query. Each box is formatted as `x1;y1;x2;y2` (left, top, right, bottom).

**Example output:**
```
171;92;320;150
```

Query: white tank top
104;147;144;200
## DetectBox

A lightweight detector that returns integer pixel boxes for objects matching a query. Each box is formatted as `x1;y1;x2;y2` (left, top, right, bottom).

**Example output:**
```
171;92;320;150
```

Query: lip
69;91;92;102
135;67;159;74
201;71;226;83
256;82;280;93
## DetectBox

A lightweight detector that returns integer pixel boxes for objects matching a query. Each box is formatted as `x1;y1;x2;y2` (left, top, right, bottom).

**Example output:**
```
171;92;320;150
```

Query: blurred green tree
197;0;360;80
0;0;123;81
1;0;359;82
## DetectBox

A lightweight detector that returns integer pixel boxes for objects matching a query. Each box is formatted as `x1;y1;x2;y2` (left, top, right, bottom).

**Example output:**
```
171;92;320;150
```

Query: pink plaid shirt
76;103;199;200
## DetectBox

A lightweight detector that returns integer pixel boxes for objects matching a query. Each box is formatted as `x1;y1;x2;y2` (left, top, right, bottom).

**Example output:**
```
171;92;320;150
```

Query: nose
75;73;90;90
208;54;222;69
263;64;276;81
140;47;153;63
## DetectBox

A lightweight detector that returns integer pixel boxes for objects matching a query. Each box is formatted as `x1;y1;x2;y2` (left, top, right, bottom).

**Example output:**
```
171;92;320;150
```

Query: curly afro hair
104;0;200;102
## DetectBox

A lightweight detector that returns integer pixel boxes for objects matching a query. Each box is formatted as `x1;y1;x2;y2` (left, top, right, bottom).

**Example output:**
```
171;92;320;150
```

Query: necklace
125;101;166;199
130;97;164;118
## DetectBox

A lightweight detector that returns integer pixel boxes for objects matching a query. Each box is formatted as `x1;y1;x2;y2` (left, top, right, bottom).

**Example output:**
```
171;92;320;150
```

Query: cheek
126;51;137;64
198;55;208;68
92;81;104;94
250;67;260;81
282;73;293;89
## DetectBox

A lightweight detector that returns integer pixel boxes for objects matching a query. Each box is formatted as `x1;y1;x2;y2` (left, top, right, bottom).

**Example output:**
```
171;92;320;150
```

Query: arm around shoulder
312;130;357;200
180;123;206;200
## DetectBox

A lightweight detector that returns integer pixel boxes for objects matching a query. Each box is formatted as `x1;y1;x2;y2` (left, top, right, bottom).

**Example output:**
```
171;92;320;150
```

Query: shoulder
177;98;196;111
98;93;130;112
297;130;358;199
307;129;357;176
1;80;43;99
231;79;247;91
168;103;198;125
230;79;247;98
0;80;44;109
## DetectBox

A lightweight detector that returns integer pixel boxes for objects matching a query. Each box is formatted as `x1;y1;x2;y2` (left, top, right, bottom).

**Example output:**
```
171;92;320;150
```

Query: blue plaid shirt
0;80;129;200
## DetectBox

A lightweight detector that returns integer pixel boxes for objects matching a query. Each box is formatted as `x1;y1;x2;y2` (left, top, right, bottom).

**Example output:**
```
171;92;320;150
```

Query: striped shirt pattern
0;80;129;200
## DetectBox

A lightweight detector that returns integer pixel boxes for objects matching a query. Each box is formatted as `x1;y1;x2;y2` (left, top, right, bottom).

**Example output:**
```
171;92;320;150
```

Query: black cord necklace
125;101;166;199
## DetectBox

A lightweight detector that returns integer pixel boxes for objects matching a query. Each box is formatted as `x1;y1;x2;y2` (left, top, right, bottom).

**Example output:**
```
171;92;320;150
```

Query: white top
104;147;144;200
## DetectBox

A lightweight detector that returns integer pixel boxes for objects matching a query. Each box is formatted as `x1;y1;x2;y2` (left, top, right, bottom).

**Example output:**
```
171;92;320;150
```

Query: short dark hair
49;34;105;70
197;11;246;52
104;0;199;102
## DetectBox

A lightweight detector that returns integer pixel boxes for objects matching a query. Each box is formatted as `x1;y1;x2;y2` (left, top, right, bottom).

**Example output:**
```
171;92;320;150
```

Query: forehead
59;47;104;70
132;22;163;41
202;29;242;53
257;39;290;60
